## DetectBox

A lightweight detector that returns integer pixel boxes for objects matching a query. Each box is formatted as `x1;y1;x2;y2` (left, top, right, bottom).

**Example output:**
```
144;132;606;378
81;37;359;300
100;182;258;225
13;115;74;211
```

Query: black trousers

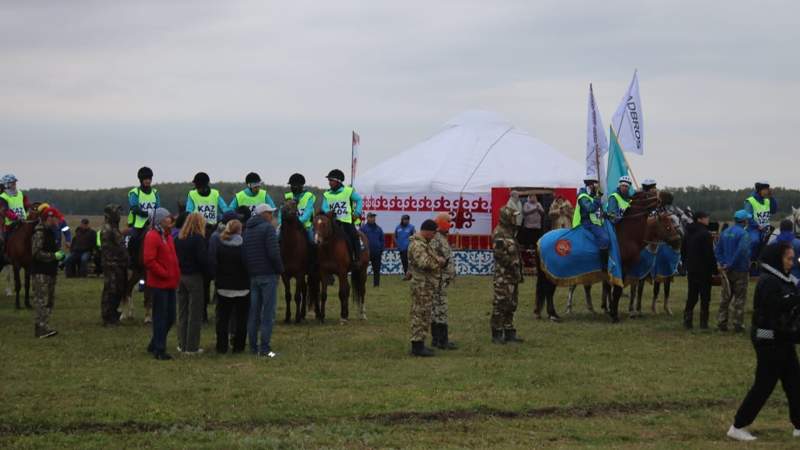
734;343;800;429
399;250;409;275
340;222;360;261
534;274;557;316
370;252;382;286
215;294;249;353
685;272;711;319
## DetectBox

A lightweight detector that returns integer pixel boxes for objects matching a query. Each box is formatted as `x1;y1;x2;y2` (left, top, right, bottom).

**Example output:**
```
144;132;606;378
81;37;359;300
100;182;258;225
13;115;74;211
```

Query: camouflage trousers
431;277;449;325
491;280;518;331
410;279;435;342
101;265;127;324
32;274;56;334
718;270;749;329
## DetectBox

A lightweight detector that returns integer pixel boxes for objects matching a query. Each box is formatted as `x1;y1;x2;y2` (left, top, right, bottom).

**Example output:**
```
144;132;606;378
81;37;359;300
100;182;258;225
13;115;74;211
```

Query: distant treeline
26;183;325;216
23;183;800;222
668;186;799;222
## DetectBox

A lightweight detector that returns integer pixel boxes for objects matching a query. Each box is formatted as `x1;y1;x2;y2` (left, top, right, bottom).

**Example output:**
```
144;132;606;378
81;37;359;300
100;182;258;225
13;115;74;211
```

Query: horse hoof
359;314;367;321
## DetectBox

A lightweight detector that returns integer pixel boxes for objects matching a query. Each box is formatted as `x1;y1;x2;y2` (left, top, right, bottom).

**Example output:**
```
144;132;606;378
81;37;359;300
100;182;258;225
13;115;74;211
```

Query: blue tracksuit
714;223;751;273
743;192;778;257
394;223;415;251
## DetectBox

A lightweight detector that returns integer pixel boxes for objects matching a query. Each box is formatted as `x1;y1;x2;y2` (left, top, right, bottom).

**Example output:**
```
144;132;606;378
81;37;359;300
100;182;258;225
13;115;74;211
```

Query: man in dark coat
682;211;716;329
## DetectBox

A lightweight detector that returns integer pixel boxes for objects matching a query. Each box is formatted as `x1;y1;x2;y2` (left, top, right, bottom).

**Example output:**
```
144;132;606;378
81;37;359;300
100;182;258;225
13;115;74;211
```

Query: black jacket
752;244;800;345
242;215;283;276
683;222;716;276
174;233;208;276
214;235;249;291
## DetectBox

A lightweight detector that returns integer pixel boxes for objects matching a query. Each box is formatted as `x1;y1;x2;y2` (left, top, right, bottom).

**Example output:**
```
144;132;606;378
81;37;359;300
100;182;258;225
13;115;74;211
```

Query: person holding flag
606;176;633;224
229;172;275;216
283;173;316;242
321;169;363;267
573;177;609;269
744;181;777;263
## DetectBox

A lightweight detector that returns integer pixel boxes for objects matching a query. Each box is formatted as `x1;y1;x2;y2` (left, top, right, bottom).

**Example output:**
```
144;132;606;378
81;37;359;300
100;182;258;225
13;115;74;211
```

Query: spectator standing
505;191;523;234
715;210;753;333
360;212;385;287
174;213;208;354
395;215;415;280
100;205;128;326
519;194;545;248
144;208;180;361
64;218;95;277
548;195;574;230
770;219;800;281
212;219;250;354
682;211;716;329
31;207;66;338
243;204;283;358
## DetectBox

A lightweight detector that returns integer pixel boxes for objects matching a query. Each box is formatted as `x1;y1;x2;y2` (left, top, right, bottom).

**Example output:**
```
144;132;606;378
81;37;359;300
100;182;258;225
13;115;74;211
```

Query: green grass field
1;273;797;449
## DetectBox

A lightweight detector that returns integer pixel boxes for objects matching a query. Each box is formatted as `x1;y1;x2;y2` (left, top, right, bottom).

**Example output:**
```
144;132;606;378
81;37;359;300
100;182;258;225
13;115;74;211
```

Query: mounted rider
641;178;658;193
744;181;777;261
283;173;316;242
127;166;160;262
605;175;633;224
229;172;275;216
573;176;609;268
0;174;29;241
321;169;363;266
186;172;228;231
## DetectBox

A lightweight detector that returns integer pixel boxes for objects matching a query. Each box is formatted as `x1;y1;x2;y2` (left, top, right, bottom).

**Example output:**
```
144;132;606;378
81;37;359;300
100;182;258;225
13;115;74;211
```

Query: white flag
585;83;608;184
351;131;360;187
611;70;644;155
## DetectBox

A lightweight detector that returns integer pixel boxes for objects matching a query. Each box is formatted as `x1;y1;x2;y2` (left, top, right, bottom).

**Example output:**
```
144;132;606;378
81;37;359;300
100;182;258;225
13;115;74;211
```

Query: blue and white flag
611;70;644;155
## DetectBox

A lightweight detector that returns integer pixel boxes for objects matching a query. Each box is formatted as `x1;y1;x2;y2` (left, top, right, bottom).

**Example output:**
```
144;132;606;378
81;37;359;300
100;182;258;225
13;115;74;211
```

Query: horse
312;212;369;323
5;205;41;309
279;202;310;324
120;223;152;323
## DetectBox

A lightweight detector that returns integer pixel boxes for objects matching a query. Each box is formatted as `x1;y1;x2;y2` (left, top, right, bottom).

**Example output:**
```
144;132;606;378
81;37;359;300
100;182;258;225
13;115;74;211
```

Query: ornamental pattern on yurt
367;250;495;276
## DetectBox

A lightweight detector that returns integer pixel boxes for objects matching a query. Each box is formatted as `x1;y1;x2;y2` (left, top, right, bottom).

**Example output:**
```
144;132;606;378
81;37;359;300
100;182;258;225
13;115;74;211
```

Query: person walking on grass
243;203;283;358
430;213;457;350
360;212;384;287
395;214;415;280
174;212;208;355
683;211;716;330
31;207;66;338
727;242;800;442
212;219;250;354
715;210;753;333
144;208;180;361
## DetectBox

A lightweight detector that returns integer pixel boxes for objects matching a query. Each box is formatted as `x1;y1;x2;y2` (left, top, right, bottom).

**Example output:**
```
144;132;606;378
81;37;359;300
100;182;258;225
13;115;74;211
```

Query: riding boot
411;340;434;357
430;323;441;348
440;324;457;350
505;328;524;343
683;309;693;329
491;328;506;344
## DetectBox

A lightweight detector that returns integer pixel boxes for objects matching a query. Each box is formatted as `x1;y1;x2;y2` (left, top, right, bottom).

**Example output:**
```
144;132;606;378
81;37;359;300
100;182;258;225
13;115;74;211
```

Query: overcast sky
1;0;797;190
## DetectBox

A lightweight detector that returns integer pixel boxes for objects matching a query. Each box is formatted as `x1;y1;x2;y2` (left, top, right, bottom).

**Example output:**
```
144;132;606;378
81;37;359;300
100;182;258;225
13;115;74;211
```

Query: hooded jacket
143;228;180;289
242;214;283;276
751;243;800;345
214;234;249;291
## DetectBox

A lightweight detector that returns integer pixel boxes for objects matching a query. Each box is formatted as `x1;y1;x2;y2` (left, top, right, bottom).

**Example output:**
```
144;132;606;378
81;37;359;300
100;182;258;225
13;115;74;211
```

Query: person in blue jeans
360;212;385;287
395;214;415;280
242;203;284;358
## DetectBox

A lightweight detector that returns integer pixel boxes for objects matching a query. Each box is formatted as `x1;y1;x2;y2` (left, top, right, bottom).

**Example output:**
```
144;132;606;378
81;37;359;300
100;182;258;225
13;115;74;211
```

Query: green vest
572;193;603;227
127;187;158;229
608;192;631;214
324;186;354;224
746;196;771;227
96;230;102;248
236;189;268;214
189;188;221;225
0;190;26;226
284;191;315;229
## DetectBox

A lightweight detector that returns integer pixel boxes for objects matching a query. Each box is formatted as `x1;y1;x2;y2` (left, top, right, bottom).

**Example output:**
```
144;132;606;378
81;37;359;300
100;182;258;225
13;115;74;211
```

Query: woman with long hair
174;212;208;354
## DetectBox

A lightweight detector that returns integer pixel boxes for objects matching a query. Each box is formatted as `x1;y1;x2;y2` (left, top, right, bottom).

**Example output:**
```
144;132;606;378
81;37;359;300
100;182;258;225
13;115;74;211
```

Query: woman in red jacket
144;208;180;360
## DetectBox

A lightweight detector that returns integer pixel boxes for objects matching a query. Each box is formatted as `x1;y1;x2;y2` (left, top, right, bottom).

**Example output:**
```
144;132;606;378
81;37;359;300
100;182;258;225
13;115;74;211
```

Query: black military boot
430;324;441;348
491;328;505;344
699;309;709;330
440;324;457;350
411;340;434;357
683;310;693;329
505;328;524;343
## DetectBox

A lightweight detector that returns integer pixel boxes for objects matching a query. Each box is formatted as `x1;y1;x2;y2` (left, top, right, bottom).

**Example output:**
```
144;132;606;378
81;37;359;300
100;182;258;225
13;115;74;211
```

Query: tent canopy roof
357;110;582;194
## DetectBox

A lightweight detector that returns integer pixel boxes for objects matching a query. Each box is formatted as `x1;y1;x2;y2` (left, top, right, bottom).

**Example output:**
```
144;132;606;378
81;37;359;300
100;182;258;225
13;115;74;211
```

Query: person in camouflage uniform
430;212;457;350
31;207;66;338
100;204;128;326
492;206;524;344
408;219;445;357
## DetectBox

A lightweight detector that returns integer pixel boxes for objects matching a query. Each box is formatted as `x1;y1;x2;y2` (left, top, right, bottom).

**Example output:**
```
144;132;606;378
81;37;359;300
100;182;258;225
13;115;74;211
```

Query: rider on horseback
641;178;658;193
321;169;363;267
573;176;609;269
127;167;160;262
744;181;777;265
186;172;229;230
283;173;316;243
229;172;276;215
0;174;28;241
605;175;633;224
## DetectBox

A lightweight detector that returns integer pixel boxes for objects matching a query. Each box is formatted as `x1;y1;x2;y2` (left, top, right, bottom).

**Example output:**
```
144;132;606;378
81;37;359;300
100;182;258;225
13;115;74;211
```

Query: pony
279;201;310;324
312;212;369;323
5;204;41;309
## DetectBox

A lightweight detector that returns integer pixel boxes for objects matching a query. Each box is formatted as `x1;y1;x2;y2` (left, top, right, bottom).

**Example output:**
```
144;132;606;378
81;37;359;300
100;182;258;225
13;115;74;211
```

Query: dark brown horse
280;201;310;324
121;223;151;322
312;212;369;323
5;205;40;309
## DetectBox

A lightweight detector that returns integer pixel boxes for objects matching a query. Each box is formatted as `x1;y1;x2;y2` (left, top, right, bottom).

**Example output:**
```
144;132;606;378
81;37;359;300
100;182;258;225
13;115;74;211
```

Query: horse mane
622;191;660;218
281;204;305;235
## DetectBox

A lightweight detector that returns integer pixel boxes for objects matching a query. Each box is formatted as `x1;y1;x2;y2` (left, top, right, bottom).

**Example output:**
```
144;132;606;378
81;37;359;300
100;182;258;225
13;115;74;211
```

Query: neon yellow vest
746;196;771;227
0;190;26;226
127;187;158;229
284;191;315;229
324;186;354;224
608;192;631;213
572;193;603;227
189;188;221;225
96;230;102;248
236;189;267;214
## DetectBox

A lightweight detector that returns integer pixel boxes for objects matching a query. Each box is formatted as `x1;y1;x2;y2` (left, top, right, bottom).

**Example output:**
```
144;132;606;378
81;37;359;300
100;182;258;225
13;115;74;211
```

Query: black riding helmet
193;172;210;187
755;181;770;192
137;166;153;181
245;172;261;185
288;173;306;186
326;169;345;183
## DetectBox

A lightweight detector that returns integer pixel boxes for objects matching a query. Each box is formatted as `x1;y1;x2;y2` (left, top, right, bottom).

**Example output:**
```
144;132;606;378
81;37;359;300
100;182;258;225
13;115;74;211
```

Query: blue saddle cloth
653;243;680;280
626;246;658;284
538;222;624;287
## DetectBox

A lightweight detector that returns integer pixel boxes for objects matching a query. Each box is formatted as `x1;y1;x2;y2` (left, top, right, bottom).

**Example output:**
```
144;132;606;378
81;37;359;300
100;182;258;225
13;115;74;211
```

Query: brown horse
120;223;152;322
5;205;40;309
280;202;310;324
312;212;369;323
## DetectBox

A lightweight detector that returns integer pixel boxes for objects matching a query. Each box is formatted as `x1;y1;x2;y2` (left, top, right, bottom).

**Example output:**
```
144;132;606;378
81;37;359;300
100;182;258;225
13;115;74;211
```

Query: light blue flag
606;126;631;196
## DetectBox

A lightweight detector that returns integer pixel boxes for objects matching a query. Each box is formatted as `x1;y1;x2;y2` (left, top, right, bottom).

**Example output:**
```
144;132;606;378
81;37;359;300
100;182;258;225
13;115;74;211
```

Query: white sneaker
727;425;757;441
793;428;800;437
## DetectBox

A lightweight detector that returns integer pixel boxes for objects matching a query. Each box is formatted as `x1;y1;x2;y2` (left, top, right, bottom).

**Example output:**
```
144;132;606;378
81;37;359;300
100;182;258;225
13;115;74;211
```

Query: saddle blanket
538;222;624;287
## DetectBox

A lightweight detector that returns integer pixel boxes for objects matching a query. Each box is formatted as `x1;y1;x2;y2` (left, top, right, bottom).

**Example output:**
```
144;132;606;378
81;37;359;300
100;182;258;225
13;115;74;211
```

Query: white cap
253;204;276;215
642;178;657;186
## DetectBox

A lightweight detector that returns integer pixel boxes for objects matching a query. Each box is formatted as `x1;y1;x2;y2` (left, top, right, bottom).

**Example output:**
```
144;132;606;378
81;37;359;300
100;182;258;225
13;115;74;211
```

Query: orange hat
435;216;451;232
41;207;62;219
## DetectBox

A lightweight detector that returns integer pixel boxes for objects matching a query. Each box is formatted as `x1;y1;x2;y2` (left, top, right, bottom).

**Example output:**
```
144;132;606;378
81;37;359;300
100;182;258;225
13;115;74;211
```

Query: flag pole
590;84;603;193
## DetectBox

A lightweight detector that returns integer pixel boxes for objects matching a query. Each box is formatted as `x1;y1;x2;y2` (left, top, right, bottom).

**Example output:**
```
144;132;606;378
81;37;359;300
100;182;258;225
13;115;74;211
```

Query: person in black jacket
728;242;800;441
682;211;716;329
174;212;208;354
212;219;249;354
